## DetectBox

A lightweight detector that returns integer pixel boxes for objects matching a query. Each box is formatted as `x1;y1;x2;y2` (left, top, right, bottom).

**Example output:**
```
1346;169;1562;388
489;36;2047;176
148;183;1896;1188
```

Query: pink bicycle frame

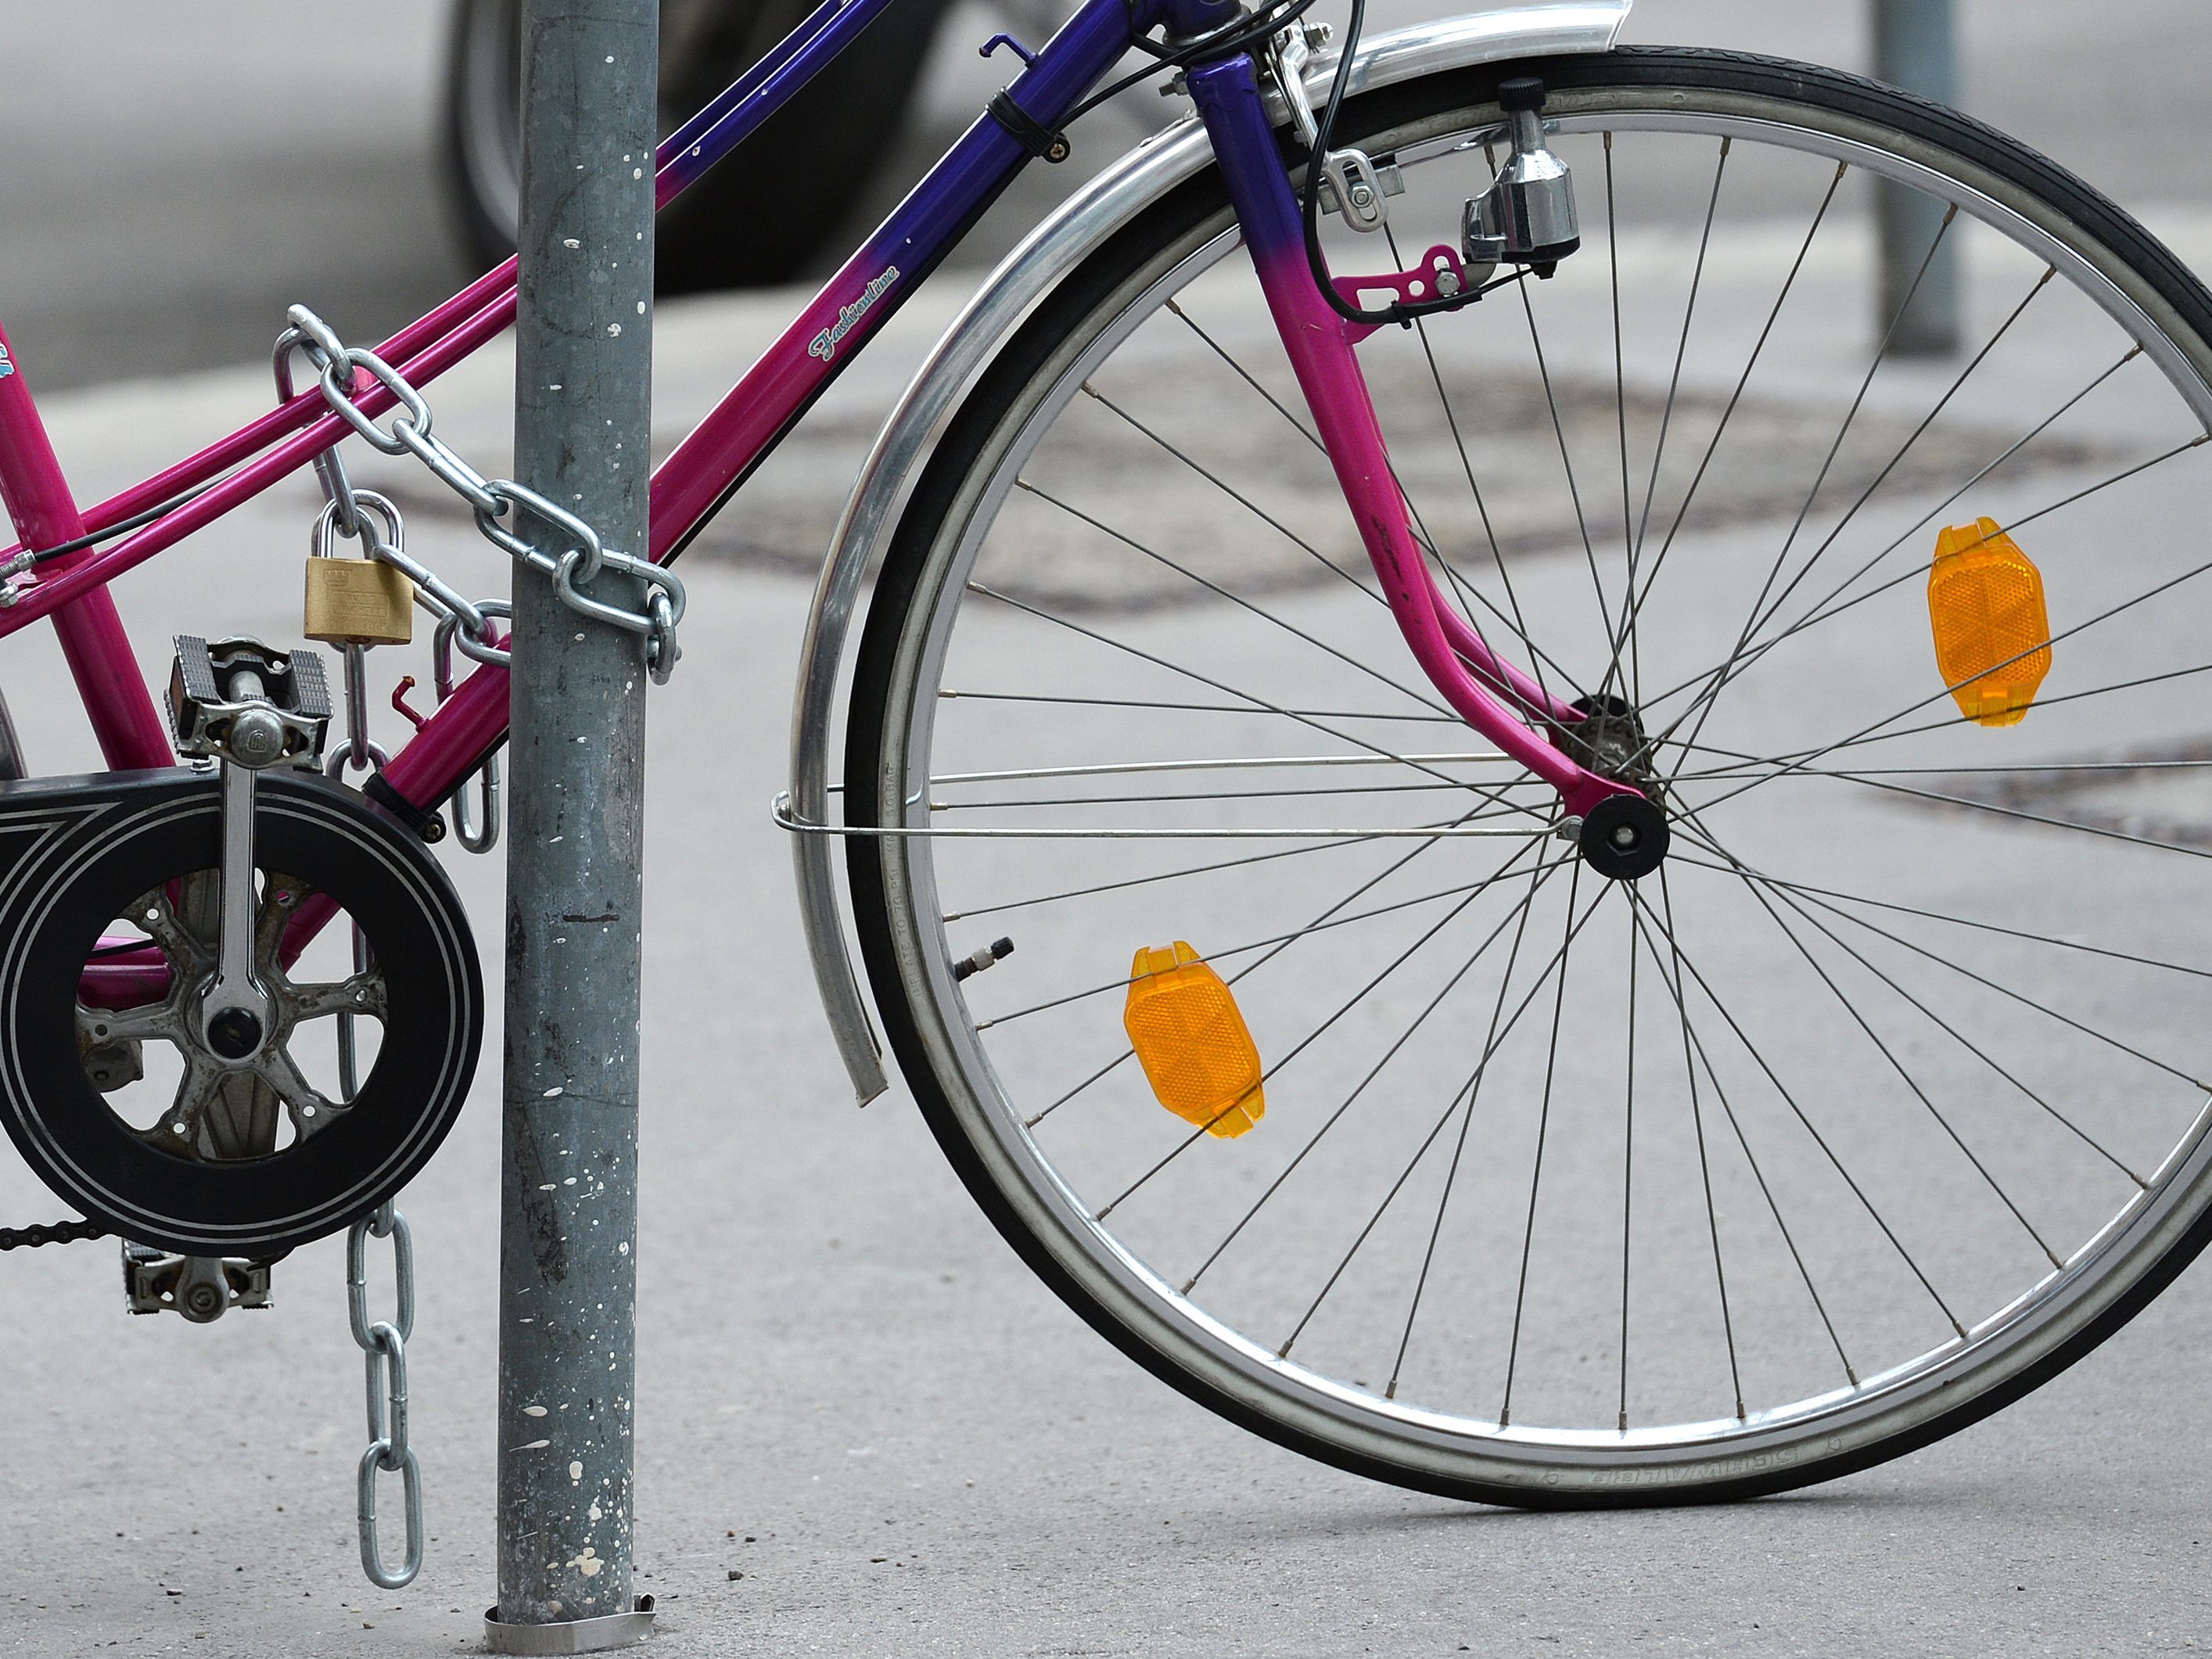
0;0;1626;993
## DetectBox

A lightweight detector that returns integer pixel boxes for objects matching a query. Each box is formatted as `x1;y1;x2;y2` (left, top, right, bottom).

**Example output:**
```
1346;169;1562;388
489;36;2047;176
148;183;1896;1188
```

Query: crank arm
197;756;276;1061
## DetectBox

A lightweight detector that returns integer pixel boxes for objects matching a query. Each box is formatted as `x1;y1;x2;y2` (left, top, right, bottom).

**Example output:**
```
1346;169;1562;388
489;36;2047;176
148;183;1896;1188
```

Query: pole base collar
484;1594;655;1653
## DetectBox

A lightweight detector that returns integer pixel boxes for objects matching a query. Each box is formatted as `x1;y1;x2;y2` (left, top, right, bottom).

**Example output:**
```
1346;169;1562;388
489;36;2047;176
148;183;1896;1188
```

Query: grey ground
2;3;2212;1656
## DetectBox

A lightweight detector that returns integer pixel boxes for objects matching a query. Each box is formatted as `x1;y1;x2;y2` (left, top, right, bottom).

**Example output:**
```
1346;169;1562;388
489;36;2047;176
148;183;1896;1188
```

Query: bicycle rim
847;48;2212;1503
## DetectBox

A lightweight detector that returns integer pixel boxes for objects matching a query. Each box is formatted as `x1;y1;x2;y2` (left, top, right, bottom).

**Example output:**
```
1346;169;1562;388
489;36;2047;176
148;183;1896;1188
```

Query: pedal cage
123;1243;273;1323
169;635;332;769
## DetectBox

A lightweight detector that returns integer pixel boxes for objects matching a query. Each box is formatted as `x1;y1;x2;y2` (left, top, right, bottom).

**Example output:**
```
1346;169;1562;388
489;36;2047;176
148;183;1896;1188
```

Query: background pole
1872;0;1962;355
493;0;656;1645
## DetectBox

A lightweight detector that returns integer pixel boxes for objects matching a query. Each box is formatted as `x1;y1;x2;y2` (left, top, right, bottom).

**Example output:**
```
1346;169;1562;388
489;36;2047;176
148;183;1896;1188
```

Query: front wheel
846;46;2212;1504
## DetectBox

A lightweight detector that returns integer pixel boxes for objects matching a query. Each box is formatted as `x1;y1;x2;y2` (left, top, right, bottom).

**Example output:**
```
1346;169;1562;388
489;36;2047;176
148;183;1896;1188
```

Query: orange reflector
1123;942;1265;1138
1927;516;2052;727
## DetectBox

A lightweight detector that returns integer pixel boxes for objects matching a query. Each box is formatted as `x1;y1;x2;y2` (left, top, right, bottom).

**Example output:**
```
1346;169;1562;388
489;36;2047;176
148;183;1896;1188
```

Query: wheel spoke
1657;850;2212;985
1187;856;1567;1295
1618;882;1639;1429
1514;263;1612;671
283;971;386;1023
254;1047;346;1139
1736;266;2058;670
1067;387;1384;605
1020;814;1530;1122
1013;479;1449;716
1383;225;1574;711
1385;846;1552;1398
1629;886;1854;1389
1636;885;1966;1337
1646;433;2212;767
1643;344;2147;725
1671;461;2212;817
989;857;1540;1032
1650;871;1745;1418
1620;160;1846;647
963;582;1546;819
1098;842;1567;1216
1714;848;2145;1186
1599;136;1731;702
1501;864;1596;1427
1716;842;2064;1266
77;1000;175;1046
938;688;1461;724
1664;827;2210;1095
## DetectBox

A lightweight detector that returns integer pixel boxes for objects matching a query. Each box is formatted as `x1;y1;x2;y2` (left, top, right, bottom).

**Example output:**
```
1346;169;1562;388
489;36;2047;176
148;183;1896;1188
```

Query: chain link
347;1203;424;1590
279;304;684;682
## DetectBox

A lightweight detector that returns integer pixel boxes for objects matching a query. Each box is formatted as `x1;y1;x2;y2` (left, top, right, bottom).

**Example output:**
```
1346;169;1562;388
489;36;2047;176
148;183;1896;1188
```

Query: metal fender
786;2;1633;1103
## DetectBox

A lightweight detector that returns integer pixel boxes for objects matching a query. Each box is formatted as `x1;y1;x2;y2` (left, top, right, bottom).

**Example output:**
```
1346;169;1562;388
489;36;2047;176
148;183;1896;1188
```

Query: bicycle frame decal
809;268;903;362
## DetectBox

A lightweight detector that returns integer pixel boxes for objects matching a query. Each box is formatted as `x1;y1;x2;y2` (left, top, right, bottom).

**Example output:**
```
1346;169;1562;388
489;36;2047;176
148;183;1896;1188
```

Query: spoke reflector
1123;943;1265;1138
1928;518;2052;726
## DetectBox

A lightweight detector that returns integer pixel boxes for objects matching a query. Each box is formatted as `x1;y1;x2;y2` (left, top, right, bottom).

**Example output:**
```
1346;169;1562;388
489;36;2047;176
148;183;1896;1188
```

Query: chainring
0;767;480;1255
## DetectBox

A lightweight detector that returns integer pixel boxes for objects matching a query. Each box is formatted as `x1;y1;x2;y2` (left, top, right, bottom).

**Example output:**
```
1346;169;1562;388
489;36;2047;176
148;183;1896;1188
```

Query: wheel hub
1556;695;1669;881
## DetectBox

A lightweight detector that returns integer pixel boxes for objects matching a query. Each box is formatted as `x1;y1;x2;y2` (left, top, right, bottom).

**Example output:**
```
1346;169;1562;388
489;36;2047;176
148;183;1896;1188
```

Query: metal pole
1873;0;1961;354
490;0;656;1648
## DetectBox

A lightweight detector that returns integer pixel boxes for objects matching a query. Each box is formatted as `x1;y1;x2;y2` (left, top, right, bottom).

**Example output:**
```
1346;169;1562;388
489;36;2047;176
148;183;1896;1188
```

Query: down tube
646;0;1152;555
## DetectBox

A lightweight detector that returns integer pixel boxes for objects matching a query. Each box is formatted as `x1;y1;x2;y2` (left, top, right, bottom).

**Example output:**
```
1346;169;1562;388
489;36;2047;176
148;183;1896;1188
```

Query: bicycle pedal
122;1243;272;1323
1124;942;1264;1139
168;634;332;767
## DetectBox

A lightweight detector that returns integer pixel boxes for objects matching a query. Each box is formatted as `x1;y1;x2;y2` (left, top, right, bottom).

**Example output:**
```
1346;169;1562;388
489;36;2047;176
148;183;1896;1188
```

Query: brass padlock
304;555;415;647
303;494;415;647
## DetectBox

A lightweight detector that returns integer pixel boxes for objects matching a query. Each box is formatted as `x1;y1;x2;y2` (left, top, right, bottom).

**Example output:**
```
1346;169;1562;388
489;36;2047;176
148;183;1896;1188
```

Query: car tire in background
441;0;950;290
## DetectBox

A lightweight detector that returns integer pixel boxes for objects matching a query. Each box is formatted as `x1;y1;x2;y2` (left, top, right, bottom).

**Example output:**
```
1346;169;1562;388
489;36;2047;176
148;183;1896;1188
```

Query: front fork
1183;54;1636;824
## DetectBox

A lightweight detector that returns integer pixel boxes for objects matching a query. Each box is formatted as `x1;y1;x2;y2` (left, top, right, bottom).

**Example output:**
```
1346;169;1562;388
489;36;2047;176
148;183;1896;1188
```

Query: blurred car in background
442;0;950;289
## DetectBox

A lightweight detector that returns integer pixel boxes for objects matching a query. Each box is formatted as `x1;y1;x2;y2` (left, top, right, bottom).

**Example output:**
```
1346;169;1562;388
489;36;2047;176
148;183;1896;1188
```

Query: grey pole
490;0;656;1649
1872;0;1962;354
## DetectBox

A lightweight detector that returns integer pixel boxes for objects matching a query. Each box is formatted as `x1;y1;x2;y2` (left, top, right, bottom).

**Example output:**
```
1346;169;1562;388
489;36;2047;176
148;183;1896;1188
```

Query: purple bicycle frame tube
1183;54;1621;817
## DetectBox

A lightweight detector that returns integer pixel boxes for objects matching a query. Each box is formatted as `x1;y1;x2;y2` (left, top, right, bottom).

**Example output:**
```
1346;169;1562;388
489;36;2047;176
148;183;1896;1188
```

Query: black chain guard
0;767;480;1256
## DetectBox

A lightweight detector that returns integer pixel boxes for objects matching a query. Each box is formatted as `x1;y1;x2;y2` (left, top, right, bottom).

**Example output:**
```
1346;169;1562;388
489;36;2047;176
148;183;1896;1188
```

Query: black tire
846;47;2212;1505
440;0;950;291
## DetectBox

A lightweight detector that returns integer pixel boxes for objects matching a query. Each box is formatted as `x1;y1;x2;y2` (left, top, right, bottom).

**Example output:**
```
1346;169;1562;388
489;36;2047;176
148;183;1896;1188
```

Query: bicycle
3;0;2211;1514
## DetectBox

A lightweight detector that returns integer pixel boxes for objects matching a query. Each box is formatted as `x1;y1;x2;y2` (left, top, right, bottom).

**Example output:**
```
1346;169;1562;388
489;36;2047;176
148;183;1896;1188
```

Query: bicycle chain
0;1218;105;1251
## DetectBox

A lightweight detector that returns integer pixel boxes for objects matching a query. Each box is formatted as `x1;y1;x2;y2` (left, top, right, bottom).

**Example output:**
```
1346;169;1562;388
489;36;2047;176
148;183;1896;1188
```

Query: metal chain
435;616;502;853
278;305;684;682
347;1203;424;1590
0;1218;104;1251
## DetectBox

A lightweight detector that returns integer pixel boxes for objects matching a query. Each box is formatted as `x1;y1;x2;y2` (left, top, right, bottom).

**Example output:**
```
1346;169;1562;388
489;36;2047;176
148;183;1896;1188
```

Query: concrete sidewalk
4;210;2212;1659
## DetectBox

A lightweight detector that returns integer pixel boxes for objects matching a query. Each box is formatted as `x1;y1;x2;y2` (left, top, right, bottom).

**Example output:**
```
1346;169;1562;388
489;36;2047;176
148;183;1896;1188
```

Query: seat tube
1183;53;1622;817
0;321;174;770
